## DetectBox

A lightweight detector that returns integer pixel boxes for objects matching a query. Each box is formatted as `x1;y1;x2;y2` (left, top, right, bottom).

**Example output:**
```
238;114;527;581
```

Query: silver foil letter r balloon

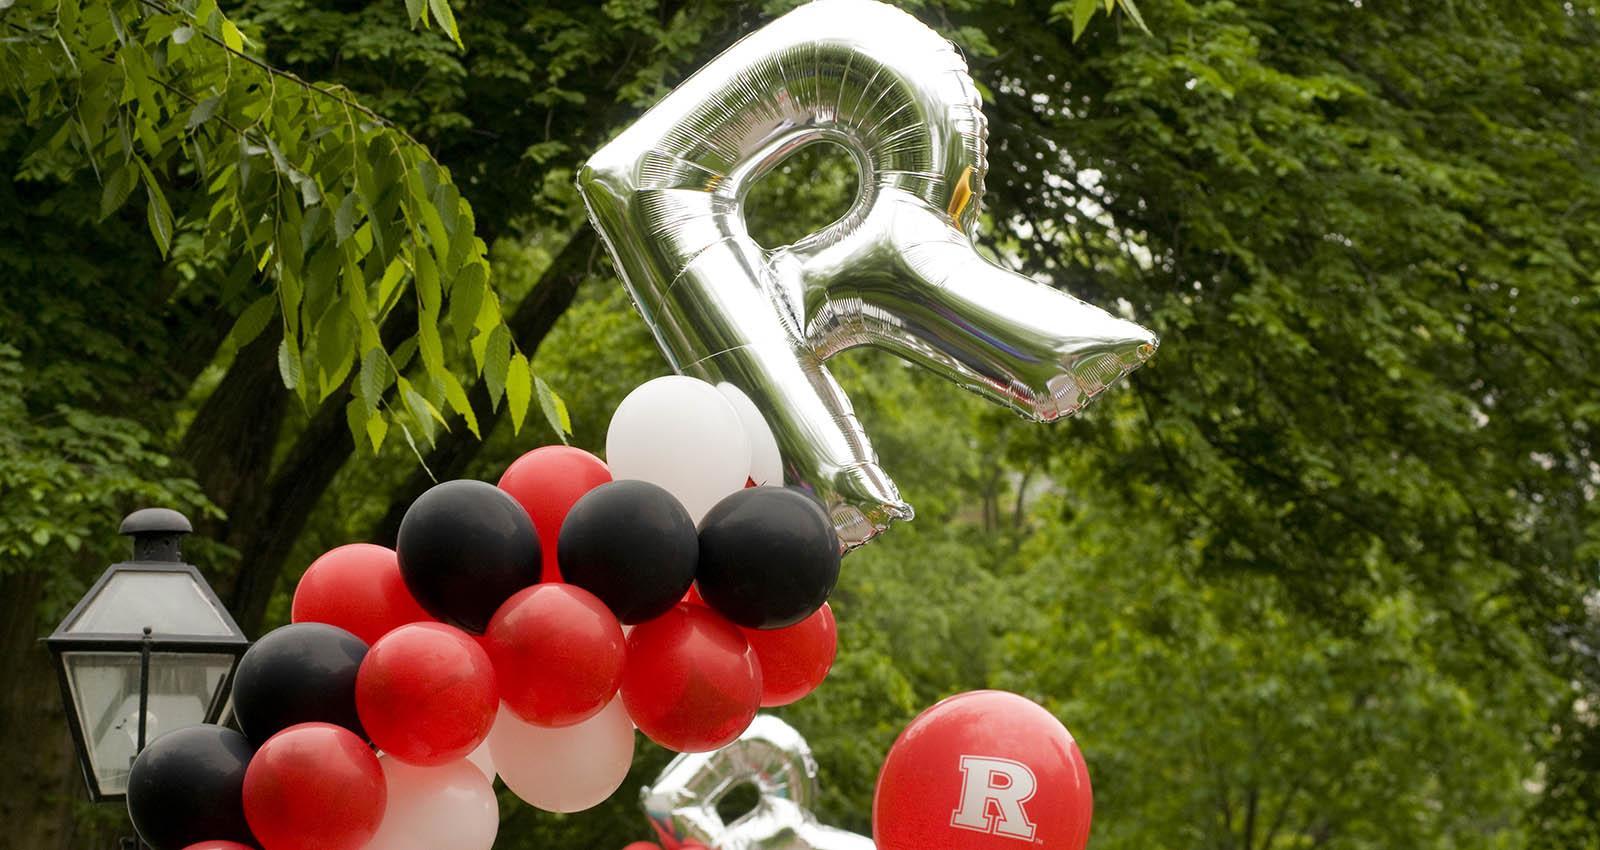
578;0;1158;548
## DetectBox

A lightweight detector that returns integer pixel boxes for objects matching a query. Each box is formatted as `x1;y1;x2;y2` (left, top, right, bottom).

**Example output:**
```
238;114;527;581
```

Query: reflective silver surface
641;715;874;850
578;0;1157;548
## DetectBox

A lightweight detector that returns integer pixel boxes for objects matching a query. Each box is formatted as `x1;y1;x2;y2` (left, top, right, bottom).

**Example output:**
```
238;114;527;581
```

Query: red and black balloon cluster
124;446;842;850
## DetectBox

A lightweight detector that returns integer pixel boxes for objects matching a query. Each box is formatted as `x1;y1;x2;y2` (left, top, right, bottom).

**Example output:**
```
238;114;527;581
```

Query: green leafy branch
1;0;565;458
1052;0;1151;42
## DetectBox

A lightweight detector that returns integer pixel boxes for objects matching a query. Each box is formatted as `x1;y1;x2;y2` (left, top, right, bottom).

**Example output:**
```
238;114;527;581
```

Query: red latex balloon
242;723;384;850
182;843;256;850
742;602;836;707
291;543;433;645
645;828;710;850
356;622;498;765
484;583;626;726
621;604;762;753
498;446;612;583
873;691;1092;850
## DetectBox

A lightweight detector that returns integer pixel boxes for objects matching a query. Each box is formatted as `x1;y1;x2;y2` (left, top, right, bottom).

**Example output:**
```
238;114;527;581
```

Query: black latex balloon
232;622;367;745
696;487;841;629
396;479;541;633
127;724;256;850
558;480;699;624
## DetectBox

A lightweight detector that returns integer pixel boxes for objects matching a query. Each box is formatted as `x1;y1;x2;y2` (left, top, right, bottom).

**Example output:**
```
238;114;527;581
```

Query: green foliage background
1;1;1597;849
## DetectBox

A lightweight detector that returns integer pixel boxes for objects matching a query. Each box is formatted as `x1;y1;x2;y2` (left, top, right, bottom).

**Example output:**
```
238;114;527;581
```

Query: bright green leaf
316;303;355;399
225;294;277;351
334;191;359;244
143;181;173;257
449;263;487;344
428;0;462;47
414;250;441;318
419;207;451;272
277;337;301;390
1073;0;1097;41
534;375;571;442
279;260;304;339
377;256;407;314
418;320;445;376
345;398;368;454
505;351;531;434
1119;0;1150;34
298;173;323;207
483;324;511;407
366;414;389;453
194;0;217;27
99;166;138;219
398;377;446;444
185;96;222;132
440;372;480;438
221;19;245;52
358;347;390;411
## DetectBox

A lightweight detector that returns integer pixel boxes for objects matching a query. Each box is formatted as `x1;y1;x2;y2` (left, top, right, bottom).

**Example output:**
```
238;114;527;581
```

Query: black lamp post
46;508;250;804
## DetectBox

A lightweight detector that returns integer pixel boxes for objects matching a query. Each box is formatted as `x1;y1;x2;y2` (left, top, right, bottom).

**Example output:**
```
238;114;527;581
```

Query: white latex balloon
488;696;635;813
365;757;498;850
606;376;752;522
718;383;784;487
464;737;495;783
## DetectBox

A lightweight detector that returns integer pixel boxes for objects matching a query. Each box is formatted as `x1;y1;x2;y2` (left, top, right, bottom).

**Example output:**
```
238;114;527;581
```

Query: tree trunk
0;570;124;850
180;325;291;552
225;392;358;634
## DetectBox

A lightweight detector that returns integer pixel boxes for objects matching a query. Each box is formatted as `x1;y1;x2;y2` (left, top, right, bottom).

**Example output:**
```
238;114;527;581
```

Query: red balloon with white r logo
873;690;1092;850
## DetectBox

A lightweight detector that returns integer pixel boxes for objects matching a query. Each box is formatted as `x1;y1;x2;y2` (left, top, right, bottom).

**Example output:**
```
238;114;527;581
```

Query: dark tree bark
225;392;358;633
0;568;131;850
0;570;77;850
180;325;292;540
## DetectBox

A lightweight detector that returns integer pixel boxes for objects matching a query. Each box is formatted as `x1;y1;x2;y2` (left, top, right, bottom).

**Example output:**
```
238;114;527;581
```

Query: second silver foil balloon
641;715;874;850
578;0;1158;547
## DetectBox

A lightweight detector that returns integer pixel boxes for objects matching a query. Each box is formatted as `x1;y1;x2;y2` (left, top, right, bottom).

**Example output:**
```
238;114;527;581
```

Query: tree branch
135;0;423;147
1259;778;1304;850
369;228;598;546
1242;786;1258;850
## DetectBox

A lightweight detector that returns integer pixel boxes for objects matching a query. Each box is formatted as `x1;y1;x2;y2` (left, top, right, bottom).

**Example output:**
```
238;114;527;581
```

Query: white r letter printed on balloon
950;755;1039;841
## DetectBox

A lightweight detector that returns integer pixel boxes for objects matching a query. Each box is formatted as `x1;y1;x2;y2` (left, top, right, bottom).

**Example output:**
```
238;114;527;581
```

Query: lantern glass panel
66;571;234;636
62;651;234;796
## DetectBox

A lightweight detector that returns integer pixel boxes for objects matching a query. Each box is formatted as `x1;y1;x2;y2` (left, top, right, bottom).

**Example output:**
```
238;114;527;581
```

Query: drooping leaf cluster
1;0;560;458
